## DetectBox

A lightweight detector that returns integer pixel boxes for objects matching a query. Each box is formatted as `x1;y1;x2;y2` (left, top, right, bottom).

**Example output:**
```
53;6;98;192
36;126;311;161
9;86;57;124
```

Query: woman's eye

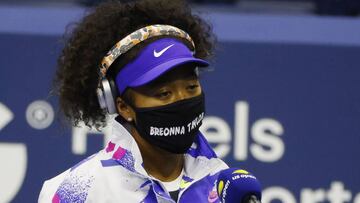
187;84;199;90
155;91;171;98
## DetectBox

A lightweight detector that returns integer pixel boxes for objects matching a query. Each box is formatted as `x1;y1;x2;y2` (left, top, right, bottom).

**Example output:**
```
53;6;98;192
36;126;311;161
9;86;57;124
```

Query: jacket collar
103;117;222;181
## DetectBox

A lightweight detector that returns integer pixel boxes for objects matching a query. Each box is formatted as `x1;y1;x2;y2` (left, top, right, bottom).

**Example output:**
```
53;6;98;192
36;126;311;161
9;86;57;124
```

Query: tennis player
39;0;228;202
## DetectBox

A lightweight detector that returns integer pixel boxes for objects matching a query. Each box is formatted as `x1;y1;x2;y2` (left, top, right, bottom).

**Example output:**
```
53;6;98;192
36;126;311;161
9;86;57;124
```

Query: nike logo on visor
154;44;174;57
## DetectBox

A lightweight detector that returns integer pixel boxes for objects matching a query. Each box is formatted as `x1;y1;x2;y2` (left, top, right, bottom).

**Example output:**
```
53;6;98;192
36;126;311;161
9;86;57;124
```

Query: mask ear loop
194;66;200;77
115;89;138;124
117;95;139;134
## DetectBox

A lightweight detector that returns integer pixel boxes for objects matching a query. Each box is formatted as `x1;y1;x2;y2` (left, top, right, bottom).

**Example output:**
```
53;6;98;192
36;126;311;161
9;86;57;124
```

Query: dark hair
54;0;215;129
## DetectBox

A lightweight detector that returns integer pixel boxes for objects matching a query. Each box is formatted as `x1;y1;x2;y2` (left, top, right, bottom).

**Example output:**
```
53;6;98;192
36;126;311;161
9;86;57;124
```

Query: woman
39;0;228;202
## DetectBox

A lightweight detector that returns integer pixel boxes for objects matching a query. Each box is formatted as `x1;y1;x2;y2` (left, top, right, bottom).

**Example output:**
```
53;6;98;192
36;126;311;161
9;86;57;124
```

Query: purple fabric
100;159;119;167
115;38;209;94
141;185;158;203
140;180;152;189
187;132;218;159
54;173;94;203
70;154;96;172
179;173;220;203
100;146;135;171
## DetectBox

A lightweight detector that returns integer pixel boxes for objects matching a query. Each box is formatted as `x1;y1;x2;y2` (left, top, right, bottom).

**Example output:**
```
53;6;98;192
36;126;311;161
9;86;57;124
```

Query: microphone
216;168;262;203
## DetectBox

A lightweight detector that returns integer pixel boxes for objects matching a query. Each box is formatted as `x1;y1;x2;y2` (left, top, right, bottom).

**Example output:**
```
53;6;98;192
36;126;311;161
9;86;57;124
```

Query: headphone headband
99;24;195;78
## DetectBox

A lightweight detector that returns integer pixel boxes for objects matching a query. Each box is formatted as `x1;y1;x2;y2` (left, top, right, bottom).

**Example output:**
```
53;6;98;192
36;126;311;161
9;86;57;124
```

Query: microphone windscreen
216;168;261;203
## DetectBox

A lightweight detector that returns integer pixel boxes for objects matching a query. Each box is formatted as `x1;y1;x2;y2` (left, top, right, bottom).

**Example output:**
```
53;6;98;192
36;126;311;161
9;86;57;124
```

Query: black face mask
131;93;205;154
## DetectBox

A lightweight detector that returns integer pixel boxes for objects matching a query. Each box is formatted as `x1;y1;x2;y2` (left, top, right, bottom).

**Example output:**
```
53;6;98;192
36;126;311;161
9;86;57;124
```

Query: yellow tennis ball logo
180;179;191;189
217;180;224;195
232;169;249;175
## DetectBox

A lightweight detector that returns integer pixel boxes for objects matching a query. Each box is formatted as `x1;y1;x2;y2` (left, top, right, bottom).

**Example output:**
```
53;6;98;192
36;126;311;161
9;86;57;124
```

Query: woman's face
116;63;204;154
128;63;202;108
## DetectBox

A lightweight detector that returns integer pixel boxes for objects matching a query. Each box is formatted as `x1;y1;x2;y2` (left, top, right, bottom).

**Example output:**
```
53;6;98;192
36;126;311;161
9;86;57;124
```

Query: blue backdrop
0;5;360;203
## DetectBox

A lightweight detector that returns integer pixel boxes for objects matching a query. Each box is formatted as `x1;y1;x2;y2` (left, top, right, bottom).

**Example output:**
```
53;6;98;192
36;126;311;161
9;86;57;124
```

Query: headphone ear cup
97;87;107;110
108;79;119;101
97;78;117;114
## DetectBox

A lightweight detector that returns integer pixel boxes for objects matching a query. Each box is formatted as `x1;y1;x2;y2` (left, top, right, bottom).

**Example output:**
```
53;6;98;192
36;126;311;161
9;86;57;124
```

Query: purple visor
115;38;209;94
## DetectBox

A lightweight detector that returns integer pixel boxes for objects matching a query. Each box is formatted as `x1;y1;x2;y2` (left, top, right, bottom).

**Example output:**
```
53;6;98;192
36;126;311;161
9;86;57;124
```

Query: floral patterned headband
99;24;195;77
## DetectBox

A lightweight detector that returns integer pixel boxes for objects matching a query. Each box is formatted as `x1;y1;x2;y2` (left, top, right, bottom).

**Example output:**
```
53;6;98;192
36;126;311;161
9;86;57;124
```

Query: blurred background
0;0;359;203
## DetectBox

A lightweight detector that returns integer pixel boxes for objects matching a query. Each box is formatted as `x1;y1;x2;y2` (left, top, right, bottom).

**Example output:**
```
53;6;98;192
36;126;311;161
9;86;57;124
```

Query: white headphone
96;77;118;114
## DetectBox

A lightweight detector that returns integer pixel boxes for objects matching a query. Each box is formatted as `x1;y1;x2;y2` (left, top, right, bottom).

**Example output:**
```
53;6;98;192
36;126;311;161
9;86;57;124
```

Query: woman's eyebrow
137;79;168;94
142;69;198;90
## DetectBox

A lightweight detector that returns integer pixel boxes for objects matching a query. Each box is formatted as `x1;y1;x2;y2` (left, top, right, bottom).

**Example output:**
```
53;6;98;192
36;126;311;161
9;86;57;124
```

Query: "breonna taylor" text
149;112;205;136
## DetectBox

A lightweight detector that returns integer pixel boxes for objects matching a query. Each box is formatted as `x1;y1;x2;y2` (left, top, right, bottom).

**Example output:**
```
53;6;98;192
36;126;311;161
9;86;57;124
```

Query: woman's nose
173;88;189;101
